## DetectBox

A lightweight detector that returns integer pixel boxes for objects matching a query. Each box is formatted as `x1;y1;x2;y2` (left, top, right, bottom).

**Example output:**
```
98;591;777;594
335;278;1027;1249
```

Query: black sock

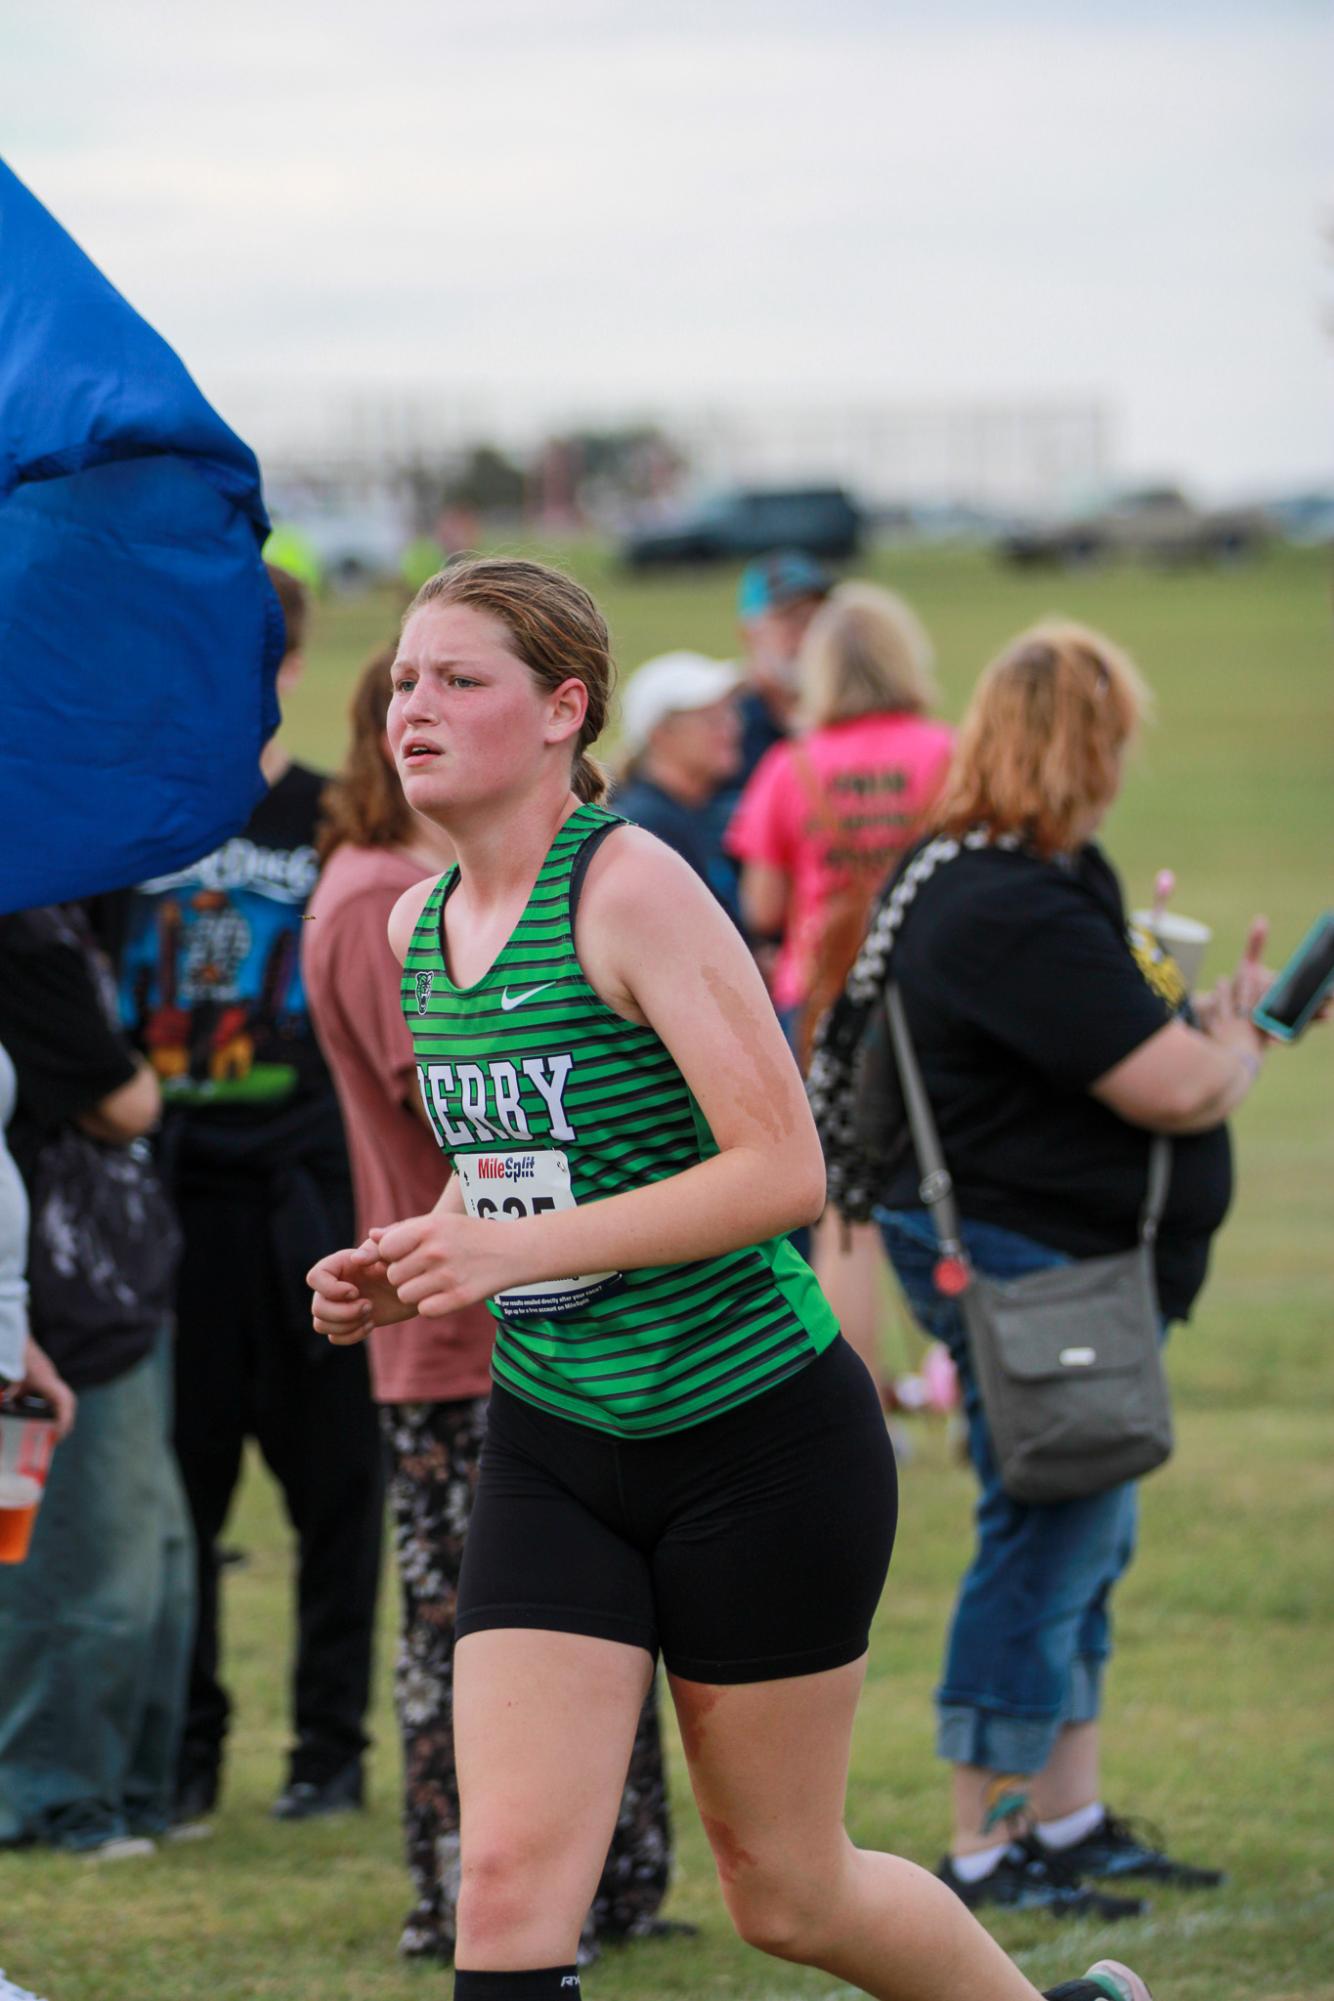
454;1968;581;1999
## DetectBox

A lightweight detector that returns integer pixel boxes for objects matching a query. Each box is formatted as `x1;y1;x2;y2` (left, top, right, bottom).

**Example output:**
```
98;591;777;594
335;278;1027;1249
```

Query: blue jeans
877;1209;1140;1775
0;1328;195;1848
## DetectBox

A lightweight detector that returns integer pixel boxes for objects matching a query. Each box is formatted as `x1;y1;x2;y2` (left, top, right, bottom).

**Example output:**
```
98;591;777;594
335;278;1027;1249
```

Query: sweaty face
387;602;570;815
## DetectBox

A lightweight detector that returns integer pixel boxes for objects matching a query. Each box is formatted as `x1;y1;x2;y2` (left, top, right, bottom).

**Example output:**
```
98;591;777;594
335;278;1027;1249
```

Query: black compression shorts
455;1336;898;1683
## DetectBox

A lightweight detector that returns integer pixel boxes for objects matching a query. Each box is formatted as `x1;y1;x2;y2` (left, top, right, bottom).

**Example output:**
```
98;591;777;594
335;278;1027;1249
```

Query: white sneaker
81;1834;157;1863
0;1970;49;2001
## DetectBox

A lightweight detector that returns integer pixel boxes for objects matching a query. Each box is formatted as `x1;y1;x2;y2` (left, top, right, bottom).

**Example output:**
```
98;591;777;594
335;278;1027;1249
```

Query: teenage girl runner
308;558;1152;2001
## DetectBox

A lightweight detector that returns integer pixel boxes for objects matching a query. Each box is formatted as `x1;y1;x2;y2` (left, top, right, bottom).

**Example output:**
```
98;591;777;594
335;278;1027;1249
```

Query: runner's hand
373;1212;513;1318
307;1245;414;1343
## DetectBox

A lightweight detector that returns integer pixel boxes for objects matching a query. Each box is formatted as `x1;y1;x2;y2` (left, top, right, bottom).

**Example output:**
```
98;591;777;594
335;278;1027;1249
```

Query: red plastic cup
0;1394;58;1565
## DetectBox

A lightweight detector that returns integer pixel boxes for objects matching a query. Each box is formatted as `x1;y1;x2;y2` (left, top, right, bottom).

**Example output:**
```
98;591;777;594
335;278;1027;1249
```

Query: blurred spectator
727;582;952;1375
614;652;743;922
733;550;834;781
117;568;383;1827
875;624;1240;1908
704;549;834;938
728;580;951;1053
305;647;491;1953
305;647;679;1961
0;905;191;1857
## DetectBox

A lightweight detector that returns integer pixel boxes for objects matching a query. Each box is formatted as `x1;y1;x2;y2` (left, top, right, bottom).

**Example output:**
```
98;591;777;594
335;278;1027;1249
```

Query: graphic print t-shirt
119;765;332;1119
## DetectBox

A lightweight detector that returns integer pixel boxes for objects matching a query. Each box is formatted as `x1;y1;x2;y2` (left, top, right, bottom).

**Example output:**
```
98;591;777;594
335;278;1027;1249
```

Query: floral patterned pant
381;1398;673;1960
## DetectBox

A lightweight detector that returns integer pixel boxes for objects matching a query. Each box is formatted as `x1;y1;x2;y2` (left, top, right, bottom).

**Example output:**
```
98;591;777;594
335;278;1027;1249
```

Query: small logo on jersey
414;972;434;1016
500;981;559;1011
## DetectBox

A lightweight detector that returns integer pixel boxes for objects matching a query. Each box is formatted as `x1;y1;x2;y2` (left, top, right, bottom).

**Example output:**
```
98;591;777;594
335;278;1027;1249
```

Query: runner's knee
715;1849;839;1962
457;1837;567;1950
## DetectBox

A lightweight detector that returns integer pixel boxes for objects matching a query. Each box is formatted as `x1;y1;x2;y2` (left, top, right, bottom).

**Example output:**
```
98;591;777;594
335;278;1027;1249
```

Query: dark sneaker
172;1771;218;1818
168;1772;218;1842
1044;1959;1153;2001
602;1918;700;1944
938;1837;1145;1919
1039;1809;1225;1888
270;1757;364;1822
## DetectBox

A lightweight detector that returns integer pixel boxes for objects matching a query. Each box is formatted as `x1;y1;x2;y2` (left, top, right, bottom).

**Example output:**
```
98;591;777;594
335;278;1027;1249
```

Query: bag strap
806;826;1015;1225
884;983;968;1265
886;982;1172;1262
1139;1134;1172;1243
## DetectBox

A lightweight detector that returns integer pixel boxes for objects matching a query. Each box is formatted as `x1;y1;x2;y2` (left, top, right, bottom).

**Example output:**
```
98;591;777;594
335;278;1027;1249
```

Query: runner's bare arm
388;875;440;967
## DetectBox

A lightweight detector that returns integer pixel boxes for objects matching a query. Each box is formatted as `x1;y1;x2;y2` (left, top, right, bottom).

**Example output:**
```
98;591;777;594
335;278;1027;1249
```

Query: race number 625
473;1193;558;1220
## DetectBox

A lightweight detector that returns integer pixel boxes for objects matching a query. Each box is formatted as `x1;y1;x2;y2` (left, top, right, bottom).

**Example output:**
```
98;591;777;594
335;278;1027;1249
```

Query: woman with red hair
872;622;1264;1911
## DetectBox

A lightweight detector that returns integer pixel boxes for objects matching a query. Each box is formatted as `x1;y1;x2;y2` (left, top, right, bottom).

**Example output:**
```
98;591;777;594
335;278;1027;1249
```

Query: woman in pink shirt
303;651;674;1967
727;582;953;1385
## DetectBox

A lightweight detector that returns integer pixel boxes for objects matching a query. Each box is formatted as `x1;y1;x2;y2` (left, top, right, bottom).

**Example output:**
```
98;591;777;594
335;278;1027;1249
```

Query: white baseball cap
620;652;740;754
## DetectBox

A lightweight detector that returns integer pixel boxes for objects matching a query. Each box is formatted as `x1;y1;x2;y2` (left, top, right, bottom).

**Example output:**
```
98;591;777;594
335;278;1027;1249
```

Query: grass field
3;543;1331;2001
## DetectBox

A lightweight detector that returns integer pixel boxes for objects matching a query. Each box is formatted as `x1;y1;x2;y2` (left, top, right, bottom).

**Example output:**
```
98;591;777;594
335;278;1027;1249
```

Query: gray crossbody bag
884;984;1175;1504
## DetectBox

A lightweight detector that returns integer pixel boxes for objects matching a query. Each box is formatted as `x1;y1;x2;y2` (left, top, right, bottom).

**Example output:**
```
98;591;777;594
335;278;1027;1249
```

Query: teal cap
737;549;834;620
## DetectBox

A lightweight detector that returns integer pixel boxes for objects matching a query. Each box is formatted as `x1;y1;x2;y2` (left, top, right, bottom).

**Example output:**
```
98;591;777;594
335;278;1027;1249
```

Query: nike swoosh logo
500;981;560;1011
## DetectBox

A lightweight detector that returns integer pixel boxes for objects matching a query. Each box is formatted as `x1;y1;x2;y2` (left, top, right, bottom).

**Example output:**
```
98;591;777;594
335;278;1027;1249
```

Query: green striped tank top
401;802;838;1437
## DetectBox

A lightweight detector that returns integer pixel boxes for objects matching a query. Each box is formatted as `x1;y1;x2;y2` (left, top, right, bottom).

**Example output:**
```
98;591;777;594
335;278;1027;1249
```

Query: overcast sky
5;0;1332;495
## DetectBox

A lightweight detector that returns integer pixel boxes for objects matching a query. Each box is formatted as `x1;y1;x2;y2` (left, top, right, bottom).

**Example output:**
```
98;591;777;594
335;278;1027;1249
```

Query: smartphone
1252;911;1334;1041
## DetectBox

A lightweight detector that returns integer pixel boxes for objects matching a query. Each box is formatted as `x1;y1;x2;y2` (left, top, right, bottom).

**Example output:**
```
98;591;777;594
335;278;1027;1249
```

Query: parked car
1000;486;1270;569
875;500;1013;546
1263;491;1334;547
621;486;863;568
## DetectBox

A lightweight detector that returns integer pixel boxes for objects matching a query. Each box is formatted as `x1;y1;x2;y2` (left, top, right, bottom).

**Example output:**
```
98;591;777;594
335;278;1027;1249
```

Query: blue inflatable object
0;158;284;914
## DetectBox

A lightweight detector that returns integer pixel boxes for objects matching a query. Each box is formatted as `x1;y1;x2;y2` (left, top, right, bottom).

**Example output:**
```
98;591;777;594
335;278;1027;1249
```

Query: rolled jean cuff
1062;1653;1104;1728
936;1704;1059;1775
937;1656;1106;1773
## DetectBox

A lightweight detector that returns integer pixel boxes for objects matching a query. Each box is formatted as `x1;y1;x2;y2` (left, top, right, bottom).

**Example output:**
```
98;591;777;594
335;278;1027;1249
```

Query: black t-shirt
0;906;169;1387
881;841;1233;1320
118;764;352;1310
0;910;138;1163
118;763;342;1147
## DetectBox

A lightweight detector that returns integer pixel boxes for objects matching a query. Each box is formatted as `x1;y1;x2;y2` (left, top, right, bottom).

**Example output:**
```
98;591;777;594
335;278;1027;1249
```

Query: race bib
454;1150;623;1320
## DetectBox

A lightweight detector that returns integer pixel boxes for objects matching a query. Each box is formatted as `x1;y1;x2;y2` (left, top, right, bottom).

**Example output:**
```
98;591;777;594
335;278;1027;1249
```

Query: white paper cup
1133;910;1212;991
